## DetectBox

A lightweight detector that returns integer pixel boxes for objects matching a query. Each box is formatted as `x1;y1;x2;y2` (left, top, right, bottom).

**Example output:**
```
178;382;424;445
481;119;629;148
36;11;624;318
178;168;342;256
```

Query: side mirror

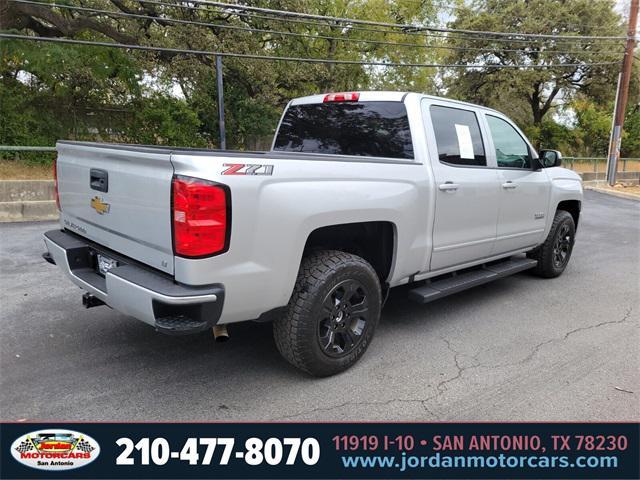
539;149;562;168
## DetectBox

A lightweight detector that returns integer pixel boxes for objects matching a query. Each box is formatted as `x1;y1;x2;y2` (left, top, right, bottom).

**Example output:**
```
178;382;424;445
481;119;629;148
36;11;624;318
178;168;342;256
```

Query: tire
527;210;576;278
273;250;382;376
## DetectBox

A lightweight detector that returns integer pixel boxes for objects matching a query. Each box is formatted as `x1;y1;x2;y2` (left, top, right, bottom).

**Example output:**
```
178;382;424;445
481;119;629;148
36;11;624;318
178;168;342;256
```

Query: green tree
2;0;443;151
572;97;613;157
443;0;624;148
621;105;640;158
536;118;577;154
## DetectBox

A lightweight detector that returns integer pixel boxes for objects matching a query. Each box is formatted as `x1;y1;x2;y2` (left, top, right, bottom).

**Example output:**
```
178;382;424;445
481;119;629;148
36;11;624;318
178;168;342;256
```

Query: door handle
502;181;518;189
90;169;109;193
438;182;459;192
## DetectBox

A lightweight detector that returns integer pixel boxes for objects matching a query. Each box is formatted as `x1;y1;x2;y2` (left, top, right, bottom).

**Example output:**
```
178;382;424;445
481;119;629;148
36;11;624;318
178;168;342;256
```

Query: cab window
274;101;414;159
429;105;486;167
486;115;531;169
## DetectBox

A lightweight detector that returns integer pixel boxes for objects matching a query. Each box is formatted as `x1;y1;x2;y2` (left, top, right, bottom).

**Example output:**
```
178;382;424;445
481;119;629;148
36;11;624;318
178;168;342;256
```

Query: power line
187;0;628;41
0;1;536;53
200;1;627;45
134;0;471;44
132;0;626;46
414;0;628;34
11;0;621;57
0;33;621;69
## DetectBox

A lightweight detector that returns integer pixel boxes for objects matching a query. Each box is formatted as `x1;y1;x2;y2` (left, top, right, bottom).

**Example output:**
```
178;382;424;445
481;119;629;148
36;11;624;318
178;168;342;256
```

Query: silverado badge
90;196;110;215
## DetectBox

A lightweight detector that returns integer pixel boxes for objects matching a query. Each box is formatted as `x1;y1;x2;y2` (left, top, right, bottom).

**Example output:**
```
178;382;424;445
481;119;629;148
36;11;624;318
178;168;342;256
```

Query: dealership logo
11;429;100;471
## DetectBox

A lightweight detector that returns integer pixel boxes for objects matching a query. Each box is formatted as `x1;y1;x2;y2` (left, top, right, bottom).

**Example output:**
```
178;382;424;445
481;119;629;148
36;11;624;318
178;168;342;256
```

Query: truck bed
57;141;417;165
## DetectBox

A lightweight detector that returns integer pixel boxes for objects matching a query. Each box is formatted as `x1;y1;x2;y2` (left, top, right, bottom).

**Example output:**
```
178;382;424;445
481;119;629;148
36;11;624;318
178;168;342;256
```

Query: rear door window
429;105;486;166
273;101;414;159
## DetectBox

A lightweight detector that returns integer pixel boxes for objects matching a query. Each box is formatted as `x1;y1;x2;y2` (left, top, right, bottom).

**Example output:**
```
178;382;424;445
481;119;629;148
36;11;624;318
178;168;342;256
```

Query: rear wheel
273;250;381;376
528;210;576;278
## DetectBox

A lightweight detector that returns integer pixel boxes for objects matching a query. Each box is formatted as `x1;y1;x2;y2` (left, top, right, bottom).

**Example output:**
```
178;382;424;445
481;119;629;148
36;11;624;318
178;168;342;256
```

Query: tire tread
273;250;380;376
527;210;575;278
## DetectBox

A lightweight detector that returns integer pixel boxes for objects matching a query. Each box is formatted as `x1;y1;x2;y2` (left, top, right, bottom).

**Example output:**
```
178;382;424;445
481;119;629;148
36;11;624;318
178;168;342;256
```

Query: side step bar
408;257;538;304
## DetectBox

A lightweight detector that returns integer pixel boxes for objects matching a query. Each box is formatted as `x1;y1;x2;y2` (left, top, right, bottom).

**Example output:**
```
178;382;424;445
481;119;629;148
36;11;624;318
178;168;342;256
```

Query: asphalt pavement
1;191;638;421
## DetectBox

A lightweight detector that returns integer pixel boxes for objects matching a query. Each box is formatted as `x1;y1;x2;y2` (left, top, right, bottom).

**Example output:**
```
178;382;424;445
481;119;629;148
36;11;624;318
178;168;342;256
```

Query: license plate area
95;252;119;277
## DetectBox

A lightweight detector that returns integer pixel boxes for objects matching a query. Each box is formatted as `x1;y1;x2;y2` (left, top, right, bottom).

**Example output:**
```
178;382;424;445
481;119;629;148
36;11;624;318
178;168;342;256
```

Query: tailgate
56;142;175;275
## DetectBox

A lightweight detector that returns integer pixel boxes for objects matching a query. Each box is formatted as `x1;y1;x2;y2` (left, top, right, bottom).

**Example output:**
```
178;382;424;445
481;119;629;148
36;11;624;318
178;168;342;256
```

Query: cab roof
290;91;407;105
289;91;502;115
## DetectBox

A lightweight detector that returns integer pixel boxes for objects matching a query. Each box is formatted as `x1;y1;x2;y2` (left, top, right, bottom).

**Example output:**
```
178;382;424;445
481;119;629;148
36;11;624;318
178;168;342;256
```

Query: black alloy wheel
528;209;576;278
552;223;573;269
318;279;370;358
273;250;381;376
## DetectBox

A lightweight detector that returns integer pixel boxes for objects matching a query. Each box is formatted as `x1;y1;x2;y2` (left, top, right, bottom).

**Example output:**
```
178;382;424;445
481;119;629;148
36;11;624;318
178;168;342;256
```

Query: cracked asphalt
1;191;638;421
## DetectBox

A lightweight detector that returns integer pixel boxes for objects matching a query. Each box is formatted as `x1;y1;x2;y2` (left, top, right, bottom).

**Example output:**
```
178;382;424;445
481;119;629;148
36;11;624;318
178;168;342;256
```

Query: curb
0;179;55;202
584;186;640;202
0;180;58;222
0;200;59;222
579;172;640;182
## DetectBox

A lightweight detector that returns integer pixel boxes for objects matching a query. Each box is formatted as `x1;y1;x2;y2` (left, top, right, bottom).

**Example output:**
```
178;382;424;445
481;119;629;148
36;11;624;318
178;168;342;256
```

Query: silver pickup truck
43;91;583;376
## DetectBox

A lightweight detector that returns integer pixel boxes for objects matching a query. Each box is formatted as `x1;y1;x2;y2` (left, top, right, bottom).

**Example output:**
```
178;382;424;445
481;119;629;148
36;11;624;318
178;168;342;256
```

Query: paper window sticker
454;124;475;159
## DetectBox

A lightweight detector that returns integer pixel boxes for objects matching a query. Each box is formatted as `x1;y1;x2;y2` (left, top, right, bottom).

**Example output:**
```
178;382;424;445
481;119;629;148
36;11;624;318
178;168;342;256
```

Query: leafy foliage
573;98;613;157
1;0;441;154
1;0;638;160
443;0;637;154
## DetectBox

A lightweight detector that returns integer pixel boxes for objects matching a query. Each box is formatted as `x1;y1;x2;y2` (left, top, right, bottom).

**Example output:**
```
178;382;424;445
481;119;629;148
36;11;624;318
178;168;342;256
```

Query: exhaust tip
212;325;229;342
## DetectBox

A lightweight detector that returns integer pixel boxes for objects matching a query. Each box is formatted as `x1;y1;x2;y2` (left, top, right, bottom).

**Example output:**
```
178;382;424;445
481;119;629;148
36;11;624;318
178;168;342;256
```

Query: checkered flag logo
75;438;94;453
14;439;34;453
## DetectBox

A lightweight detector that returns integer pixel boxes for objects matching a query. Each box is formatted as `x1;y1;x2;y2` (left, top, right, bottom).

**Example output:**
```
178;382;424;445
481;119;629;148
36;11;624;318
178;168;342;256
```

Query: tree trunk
528;82;561;150
529;83;543;150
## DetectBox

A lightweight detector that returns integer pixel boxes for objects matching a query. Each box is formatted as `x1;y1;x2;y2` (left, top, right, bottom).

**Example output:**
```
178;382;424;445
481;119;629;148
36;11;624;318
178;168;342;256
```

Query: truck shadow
5;270;538;420
97;273;528;378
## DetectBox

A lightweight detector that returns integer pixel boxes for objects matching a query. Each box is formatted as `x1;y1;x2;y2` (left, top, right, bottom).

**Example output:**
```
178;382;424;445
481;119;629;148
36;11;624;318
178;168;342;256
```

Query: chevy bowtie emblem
90;196;110;215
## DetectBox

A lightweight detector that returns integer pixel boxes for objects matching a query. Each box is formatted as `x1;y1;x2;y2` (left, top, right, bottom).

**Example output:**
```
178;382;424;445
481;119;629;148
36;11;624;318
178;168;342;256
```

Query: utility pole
216;55;226;150
606;0;638;186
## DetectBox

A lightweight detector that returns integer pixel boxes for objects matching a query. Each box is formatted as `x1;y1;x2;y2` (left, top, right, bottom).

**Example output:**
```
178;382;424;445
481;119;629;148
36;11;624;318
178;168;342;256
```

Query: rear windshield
273;101;414;159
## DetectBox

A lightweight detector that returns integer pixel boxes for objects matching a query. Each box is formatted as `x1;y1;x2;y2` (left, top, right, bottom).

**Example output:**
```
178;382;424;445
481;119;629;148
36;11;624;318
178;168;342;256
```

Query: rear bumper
43;230;224;335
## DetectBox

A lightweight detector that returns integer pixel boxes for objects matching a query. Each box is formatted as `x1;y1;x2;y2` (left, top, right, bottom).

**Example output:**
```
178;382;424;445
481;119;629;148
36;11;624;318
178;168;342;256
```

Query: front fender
542;167;583;239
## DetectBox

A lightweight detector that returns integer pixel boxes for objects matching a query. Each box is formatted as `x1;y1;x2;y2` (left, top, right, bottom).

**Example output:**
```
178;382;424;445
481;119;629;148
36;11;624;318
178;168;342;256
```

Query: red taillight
172;176;229;258
53;158;60;210
323;92;360;102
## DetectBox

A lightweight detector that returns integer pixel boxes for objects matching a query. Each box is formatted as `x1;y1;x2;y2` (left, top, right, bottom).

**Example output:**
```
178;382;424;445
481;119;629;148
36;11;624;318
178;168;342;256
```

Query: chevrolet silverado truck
43;91;582;376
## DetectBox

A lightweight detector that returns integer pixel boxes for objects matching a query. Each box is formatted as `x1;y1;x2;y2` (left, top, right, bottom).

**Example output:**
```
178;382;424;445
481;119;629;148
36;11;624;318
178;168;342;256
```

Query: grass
0;159;54;180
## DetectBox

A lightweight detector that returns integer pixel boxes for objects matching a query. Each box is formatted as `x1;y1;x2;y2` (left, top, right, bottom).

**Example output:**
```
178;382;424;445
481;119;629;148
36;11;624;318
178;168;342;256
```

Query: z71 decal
222;163;274;176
